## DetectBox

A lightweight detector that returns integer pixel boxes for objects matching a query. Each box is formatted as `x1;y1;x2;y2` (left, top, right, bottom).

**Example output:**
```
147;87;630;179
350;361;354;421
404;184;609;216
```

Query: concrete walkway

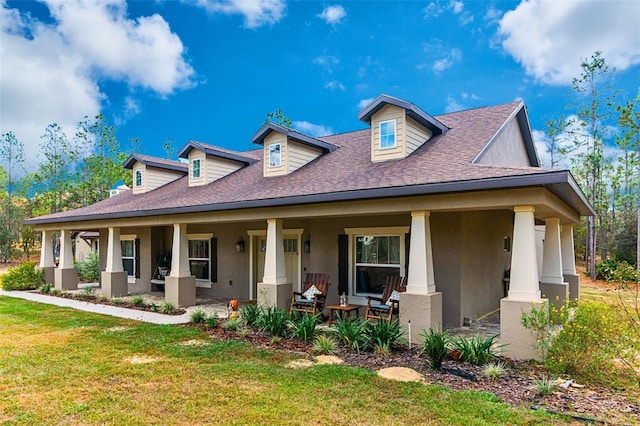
0;289;227;325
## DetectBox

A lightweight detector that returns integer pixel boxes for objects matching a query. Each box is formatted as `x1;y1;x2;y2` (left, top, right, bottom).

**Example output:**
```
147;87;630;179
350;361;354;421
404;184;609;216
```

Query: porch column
38;230;55;285
540;218;568;310
501;206;548;360
54;229;78;290
400;211;442;344
165;223;196;307
257;219;292;309
561;224;580;300
101;227;128;298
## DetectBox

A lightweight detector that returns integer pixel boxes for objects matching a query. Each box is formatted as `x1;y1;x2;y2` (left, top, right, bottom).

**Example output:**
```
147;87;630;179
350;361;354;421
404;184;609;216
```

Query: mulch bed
196;324;639;425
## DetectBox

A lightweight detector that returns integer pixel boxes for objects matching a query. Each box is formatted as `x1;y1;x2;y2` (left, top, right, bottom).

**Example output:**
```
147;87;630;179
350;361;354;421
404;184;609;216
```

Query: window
135;170;142;187
188;239;209;280
355;235;401;295
269;143;281;167
121;240;135;277
379;120;396;149
192;158;201;179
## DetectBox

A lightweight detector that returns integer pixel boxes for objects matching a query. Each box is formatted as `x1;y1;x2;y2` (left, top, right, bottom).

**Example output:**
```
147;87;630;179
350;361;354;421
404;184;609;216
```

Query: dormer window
269;143;281;168
192;158;201;179
134;170;142;187
380;120;396;149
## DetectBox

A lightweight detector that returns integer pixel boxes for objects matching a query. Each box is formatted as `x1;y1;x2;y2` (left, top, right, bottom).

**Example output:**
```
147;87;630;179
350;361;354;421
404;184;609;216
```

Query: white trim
120;234;137;240
268;143;281;168
379;119;397;150
344;226;409;304
187;234;214;283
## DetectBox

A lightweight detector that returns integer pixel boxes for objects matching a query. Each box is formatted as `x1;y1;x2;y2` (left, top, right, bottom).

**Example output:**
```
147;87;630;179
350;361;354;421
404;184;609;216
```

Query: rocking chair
364;275;406;323
290;273;331;316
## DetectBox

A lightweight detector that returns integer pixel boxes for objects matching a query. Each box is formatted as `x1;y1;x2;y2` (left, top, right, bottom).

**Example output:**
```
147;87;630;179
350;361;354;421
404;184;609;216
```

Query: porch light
303;238;311;253
235;238;245;253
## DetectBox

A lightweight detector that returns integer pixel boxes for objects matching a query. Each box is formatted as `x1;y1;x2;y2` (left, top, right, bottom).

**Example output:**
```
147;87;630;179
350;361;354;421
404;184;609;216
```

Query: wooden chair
290;273;331;316
364;275;406;323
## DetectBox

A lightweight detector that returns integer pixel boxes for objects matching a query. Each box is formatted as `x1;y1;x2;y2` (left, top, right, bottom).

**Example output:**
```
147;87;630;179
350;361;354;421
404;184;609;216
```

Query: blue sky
1;0;639;172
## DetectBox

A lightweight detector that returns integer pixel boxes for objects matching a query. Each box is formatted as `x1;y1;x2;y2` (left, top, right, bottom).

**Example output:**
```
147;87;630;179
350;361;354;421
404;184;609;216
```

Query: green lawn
0;297;563;425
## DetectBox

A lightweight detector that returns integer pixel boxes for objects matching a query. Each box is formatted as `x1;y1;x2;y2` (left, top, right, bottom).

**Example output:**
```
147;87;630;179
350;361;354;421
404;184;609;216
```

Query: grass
0;296;564;425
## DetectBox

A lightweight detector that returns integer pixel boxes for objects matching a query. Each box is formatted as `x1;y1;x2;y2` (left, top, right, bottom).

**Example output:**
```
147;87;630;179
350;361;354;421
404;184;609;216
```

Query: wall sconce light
303;238;311;253
235;238;245;253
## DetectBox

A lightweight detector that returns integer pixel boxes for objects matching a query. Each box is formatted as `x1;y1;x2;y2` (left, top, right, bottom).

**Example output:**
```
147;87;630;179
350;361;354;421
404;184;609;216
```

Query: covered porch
36;186;583;360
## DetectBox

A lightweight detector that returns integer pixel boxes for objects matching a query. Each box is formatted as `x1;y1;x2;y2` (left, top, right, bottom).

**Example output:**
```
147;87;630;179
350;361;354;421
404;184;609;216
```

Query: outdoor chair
364;275;406;323
290;273;331;316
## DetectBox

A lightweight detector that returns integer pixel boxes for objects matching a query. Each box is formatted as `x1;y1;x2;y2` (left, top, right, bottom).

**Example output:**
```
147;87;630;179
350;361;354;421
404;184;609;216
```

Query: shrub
483;362;507;380
450;334;501;366
420;328;449;370
288;313;318;343
205;313;218;328
595;258;618;281
149;303;160;312
533;376;555;396
330;316;369;353
38;283;52;294
365;320;405;353
312;334;337;355
130;295;145;307
223;317;242;331
257;306;290;338
190;308;208;324
240;303;262;327
546;301;637;387
81;286;97;298
0;262;43;290
160;301;176;314
74;252;100;283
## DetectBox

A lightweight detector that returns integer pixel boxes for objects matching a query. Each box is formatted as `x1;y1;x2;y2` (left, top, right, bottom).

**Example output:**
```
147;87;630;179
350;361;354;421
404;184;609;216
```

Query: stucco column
561;224;580;300
165;224;195;307
54;229;78;290
507;206;541;301
406;211;436;295
540;218;568;309
400;211;442;344
101;227;127;298
257;219;292;309
501;206;547;360
38;230;55;284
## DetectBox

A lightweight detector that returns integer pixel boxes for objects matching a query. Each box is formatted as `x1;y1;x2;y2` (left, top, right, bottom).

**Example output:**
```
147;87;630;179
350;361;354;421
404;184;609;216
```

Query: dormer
358;94;448;162
178;141;257;187
251;122;337;177
123;154;188;195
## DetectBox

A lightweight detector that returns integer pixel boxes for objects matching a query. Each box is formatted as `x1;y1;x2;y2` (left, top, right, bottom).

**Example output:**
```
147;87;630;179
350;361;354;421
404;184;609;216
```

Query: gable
475;115;531;167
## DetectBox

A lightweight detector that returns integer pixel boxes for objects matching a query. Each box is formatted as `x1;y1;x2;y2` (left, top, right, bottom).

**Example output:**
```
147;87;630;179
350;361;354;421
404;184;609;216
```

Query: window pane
269;143;281;167
189;260;209;280
135;170;142;187
189;240;209;258
284;238;297;253
356;266;399;295
388;236;400;263
122;259;134;276
192;159;201;178
380;120;396;149
121;240;134;257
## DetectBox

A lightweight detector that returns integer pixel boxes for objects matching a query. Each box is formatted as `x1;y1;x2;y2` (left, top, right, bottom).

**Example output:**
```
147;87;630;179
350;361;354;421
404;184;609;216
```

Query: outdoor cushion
294;297;314;304
302;285;322;299
370;303;390;311
386;290;401;306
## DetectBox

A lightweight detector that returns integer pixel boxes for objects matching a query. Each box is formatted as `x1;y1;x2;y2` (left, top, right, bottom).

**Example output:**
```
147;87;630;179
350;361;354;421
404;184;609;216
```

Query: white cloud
444;96;465;113
432;48;462;73
358;98;374;110
114;97;142;126
313;55;340;74
458;11;473;26
449;1;464;15
293;121;333;137
324;80;345;91
318;5;346;26
423;2;443;18
192;0;286;28
0;0;195;171
498;0;640;86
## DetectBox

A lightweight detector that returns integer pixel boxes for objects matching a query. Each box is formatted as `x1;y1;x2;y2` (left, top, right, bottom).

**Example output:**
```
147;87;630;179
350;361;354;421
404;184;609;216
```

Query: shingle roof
178;141;259;165
25;101;592;225
123;154;188;173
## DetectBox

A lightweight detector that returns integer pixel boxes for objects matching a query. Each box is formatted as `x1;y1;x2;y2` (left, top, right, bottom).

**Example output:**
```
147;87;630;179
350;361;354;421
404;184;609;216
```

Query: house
25;94;593;359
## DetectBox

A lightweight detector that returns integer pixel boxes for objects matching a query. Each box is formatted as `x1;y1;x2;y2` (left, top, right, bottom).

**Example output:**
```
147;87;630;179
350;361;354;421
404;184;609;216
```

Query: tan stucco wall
74;236;94;261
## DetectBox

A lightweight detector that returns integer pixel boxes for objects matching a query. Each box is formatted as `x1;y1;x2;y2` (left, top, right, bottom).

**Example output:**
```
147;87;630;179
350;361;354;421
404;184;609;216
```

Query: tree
265;109;292;128
0;131;25;198
162;137;177;159
567;52;618;278
542;115;567;168
35;123;78;214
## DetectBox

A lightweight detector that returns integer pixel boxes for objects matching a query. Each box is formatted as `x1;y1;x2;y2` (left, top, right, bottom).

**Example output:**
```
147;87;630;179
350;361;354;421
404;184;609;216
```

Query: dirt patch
315;355;343;365
377;367;425;383
106;326;130;333
125;355;163;364
178;339;210;346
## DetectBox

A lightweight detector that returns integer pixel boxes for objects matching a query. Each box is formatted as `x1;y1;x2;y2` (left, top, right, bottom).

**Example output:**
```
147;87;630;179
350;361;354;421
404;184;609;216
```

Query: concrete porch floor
449;308;501;340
